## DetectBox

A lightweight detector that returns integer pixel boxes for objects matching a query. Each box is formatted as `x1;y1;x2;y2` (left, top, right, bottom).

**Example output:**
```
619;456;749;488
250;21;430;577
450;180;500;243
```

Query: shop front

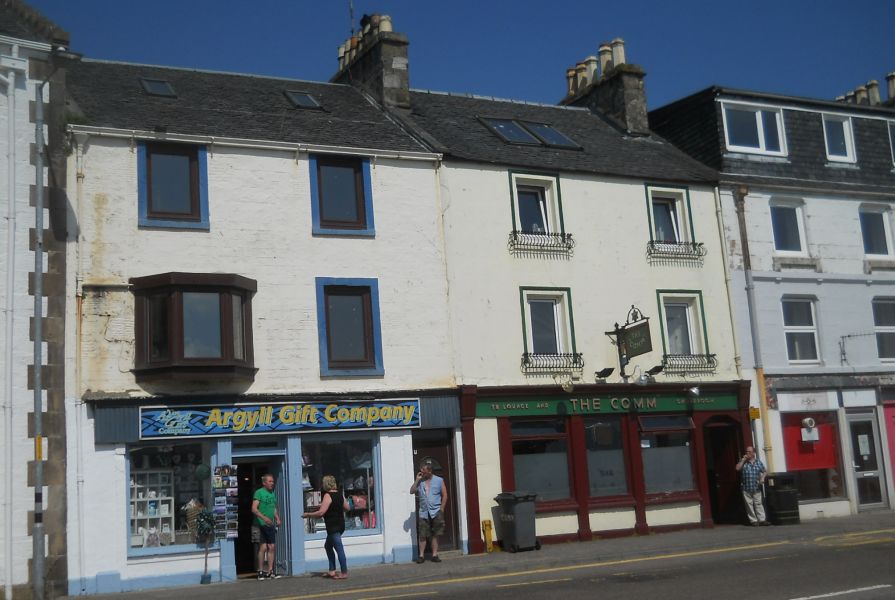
79;395;460;594
460;382;750;552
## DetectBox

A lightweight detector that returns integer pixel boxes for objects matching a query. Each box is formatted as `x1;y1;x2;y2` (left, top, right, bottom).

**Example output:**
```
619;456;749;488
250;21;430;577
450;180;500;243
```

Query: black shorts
259;524;277;544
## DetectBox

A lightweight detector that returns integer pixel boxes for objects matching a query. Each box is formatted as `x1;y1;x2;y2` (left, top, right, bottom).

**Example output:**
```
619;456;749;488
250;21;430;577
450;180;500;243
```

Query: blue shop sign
139;399;421;439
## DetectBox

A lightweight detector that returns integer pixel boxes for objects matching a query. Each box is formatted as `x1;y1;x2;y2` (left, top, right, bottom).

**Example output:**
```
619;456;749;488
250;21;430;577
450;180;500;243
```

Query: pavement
66;510;895;599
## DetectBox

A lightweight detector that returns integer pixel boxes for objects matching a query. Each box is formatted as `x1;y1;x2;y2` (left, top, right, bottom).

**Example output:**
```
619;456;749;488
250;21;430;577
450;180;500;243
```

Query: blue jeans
324;531;347;573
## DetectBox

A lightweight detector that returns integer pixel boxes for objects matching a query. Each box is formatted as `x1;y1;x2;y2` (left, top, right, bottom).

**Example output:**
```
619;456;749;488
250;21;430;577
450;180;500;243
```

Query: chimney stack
561;38;649;136
866;80;880;106
566;68;578;96
331;13;410;110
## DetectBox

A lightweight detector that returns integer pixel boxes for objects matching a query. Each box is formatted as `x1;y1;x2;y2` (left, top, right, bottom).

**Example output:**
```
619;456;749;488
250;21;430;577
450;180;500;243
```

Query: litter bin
494;491;540;552
765;472;800;525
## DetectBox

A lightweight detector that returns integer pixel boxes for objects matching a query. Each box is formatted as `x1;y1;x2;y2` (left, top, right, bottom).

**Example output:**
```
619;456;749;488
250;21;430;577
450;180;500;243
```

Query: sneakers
430;556;442;563
257;571;267;580
267;571;282;579
415;557;425;564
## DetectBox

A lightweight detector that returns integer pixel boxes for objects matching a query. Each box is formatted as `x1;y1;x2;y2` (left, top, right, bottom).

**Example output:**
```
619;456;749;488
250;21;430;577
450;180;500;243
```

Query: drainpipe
33;73;48;600
1;42;24;600
733;185;775;471
72;132;89;593
713;186;743;380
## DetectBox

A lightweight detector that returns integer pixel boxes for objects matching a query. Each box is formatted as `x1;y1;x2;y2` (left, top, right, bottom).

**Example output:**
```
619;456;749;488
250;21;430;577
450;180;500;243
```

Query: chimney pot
598;43;613;76
584;55;598;88
566;68;578;96
349;35;359;62
845;90;856;104
855;85;868;105
575;62;587;88
338;42;347;69
834;95;845;102
886;72;895;103
610;38;626;67
866;80;881;105
379;14;393;33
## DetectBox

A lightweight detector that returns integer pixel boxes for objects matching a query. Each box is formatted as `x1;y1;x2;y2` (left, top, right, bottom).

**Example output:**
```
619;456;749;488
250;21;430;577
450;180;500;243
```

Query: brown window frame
145;143;201;221
323;285;375;370
316;155;367;230
131;272;257;381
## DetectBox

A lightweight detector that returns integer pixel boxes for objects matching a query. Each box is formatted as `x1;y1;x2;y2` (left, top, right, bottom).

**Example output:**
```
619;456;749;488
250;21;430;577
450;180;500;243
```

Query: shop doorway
702;418;744;524
412;429;459;552
234;458;289;577
846;412;888;510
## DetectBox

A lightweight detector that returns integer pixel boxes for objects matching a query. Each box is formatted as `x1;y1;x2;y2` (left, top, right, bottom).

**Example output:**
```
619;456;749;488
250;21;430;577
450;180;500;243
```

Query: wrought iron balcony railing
509;230;575;253
646;241;706;260
662;353;718;374
521;352;584;373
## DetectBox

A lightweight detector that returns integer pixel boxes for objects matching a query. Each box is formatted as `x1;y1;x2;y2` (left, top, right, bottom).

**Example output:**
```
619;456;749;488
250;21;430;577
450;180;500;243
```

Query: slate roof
64;59;429;153
400;90;718;183
0;0;67;45
650;86;895;197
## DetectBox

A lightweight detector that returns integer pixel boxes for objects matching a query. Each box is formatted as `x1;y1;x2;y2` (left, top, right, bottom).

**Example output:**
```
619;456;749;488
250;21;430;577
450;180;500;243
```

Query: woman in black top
302;475;349;578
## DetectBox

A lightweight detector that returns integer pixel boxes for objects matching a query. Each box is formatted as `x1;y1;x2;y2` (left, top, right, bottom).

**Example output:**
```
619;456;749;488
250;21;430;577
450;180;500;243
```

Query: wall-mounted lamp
646;365;664;376
634;364;664;385
688;386;701;398
594;367;614;383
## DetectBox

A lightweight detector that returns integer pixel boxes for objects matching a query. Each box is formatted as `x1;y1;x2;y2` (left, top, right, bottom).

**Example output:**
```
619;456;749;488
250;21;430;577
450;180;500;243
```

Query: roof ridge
78;57;350;88
410;88;588;112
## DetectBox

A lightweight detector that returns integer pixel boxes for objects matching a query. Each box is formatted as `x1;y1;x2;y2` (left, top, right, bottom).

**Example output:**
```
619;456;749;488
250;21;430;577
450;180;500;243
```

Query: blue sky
29;0;895;109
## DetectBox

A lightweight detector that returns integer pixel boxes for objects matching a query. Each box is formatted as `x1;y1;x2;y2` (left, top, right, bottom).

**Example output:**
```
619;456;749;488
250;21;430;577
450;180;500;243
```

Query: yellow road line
274;541;790;600
813;528;895;543
496;577;571;588
359;592;439;600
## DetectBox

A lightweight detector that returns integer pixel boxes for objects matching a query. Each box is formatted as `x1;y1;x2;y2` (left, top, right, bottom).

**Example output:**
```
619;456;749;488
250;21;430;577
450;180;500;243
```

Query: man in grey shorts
409;459;448;563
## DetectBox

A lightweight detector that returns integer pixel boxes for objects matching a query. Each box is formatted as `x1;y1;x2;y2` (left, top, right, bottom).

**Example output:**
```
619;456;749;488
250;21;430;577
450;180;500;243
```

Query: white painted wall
589;507;636;532
68;140;454;396
0;42;51;592
644;502;700;526
439;165;739;386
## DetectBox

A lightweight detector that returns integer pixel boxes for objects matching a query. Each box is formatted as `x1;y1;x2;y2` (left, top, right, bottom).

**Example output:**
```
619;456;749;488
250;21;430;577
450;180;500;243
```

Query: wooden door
412;430;459;552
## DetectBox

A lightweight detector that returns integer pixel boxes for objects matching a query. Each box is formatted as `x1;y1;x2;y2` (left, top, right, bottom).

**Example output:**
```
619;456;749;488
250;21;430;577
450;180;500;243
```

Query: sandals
333;573;348;579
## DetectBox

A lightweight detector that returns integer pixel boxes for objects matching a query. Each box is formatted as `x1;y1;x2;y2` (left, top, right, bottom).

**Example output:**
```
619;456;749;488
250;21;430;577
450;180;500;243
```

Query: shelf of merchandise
130;469;176;547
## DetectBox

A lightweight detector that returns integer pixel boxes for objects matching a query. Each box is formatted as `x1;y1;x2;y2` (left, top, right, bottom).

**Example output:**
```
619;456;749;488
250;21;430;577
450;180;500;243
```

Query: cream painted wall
589;508;636;532
474;419;501;535
534;512;577;537
644;502;700;526
68;140;454;396
438;164;739;387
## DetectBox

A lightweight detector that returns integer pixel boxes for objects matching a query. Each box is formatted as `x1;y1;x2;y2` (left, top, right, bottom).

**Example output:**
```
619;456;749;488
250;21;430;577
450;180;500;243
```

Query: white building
0;2;69;597
62;55;463;594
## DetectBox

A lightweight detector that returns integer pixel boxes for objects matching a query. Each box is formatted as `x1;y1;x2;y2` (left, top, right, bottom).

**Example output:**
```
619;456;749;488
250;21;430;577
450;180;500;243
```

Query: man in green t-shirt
252;473;281;580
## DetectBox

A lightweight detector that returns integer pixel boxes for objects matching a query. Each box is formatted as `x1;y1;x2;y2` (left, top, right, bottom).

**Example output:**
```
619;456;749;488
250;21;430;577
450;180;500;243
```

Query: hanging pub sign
139;399;421;440
620;319;652;359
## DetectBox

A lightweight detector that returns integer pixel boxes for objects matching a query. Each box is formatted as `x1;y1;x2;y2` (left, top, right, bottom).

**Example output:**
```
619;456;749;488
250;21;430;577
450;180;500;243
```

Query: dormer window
140;78;176;98
722;102;786;156
285;90;322;109
822;114;856;163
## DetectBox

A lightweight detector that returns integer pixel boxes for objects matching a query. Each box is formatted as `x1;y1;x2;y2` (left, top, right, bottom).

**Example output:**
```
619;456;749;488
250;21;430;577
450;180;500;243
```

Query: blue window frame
137;142;209;230
315;277;384;376
309;155;375;236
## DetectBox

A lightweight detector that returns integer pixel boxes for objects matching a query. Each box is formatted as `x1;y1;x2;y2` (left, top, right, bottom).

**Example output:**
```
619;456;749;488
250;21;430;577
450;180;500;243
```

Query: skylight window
480;117;579;149
285;90;321;109
523;122;579;148
140;78;176;98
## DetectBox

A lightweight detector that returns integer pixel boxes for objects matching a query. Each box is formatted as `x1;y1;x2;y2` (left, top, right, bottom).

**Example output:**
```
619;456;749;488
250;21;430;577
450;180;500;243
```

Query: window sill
662;354;717;375
521;353;584;374
133;364;257;382
646;241;706;263
773;255;820;272
644;490;700;505
824;160;858;169
320;366;385;378
128;542;217;559
534;499;578;514
508;230;575;255
864;258;895;274
138;218;209;230
723;150;789;162
312;226;375;237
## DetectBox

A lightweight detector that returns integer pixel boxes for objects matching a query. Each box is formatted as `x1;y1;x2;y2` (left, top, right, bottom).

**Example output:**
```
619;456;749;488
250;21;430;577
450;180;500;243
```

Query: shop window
131;272;257;381
584;416;628;497
302;435;377;536
510;419;572;502
639;416;695;494
310;154;374;236
128;443;210;552
781;412;844;500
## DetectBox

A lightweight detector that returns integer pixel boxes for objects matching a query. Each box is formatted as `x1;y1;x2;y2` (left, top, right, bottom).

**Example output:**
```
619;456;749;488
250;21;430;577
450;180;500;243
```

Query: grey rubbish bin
765;472;800;525
494;491;540;552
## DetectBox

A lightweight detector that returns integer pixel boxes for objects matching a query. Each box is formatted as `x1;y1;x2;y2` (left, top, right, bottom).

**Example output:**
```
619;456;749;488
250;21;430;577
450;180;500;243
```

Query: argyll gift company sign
139;399;420;439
